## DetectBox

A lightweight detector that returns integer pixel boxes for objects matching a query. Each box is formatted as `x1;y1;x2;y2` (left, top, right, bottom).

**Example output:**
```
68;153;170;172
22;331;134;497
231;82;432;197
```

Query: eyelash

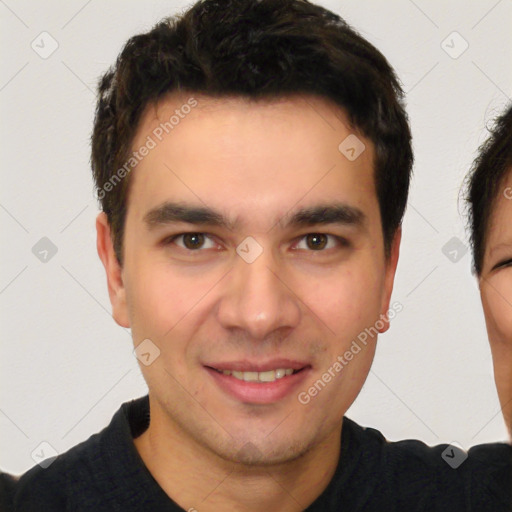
493;258;512;271
164;232;349;252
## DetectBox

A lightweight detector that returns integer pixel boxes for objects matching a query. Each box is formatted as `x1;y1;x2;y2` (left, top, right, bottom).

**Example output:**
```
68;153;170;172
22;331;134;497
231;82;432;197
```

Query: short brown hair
91;0;413;264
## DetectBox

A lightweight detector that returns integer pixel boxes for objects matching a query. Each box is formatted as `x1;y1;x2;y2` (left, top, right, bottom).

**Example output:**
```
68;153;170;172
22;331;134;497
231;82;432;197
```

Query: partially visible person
466;103;512;438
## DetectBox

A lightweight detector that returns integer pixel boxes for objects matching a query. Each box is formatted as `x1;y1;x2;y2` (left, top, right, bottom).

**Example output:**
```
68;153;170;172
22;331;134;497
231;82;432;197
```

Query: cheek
482;276;512;348
299;264;384;340
482;279;512;413
124;256;215;339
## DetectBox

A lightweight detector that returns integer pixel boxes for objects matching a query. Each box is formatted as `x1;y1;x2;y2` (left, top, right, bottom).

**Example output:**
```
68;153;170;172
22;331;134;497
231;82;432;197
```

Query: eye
164;232;347;252
294;233;347;251
492;258;512;271
166;232;217;251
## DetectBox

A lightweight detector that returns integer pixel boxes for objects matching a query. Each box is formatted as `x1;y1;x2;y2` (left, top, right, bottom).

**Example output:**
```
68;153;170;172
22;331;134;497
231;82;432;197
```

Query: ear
378;227;401;334
96;212;130;328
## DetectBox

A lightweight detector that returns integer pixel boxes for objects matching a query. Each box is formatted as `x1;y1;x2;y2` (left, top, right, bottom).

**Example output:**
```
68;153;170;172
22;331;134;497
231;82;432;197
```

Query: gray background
1;0;511;474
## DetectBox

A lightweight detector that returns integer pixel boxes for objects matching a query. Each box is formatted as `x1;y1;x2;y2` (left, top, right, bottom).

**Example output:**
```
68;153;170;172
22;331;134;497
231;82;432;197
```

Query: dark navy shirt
1;395;511;511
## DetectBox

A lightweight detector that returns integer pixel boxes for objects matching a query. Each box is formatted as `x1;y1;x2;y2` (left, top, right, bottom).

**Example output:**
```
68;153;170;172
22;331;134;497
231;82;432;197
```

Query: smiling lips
206;362;311;403
211;367;297;383
206;359;311;389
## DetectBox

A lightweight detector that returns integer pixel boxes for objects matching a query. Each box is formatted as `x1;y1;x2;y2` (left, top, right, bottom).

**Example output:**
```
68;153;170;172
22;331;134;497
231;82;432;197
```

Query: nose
216;248;301;341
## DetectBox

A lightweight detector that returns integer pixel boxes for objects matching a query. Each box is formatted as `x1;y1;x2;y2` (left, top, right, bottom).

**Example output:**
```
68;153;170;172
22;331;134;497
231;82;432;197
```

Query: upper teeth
219;368;295;382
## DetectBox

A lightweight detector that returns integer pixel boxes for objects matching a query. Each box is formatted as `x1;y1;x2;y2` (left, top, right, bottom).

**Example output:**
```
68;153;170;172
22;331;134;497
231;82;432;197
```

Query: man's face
99;94;399;465
480;170;512;435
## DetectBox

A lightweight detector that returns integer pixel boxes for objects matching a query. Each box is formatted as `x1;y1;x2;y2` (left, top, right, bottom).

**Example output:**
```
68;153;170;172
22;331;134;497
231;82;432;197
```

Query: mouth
207;367;305;383
204;361;312;404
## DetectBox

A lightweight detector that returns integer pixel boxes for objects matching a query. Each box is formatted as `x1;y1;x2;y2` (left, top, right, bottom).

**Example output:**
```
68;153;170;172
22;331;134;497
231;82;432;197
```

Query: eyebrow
143;201;366;231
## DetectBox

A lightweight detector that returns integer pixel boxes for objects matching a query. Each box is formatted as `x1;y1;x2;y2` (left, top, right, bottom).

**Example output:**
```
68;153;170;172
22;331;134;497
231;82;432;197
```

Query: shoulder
343;416;449;467
338;419;457;510
1;397;148;512
2;456;68;511
3;428;106;511
467;442;512;511
344;416;511;470
342;418;512;510
1;472;18;511
344;418;456;481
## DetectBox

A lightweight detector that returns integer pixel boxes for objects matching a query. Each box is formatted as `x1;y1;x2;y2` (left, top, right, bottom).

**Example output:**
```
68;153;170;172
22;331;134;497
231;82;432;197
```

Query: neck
133;396;342;512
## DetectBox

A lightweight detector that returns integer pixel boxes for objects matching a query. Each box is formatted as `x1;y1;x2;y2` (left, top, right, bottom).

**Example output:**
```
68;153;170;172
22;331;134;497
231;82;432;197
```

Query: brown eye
294;233;348;252
305;234;328;250
163;233;218;253
182;233;205;250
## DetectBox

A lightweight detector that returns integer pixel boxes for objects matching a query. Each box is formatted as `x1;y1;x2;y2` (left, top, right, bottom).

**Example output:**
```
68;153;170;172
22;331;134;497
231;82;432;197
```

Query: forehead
127;93;378;229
